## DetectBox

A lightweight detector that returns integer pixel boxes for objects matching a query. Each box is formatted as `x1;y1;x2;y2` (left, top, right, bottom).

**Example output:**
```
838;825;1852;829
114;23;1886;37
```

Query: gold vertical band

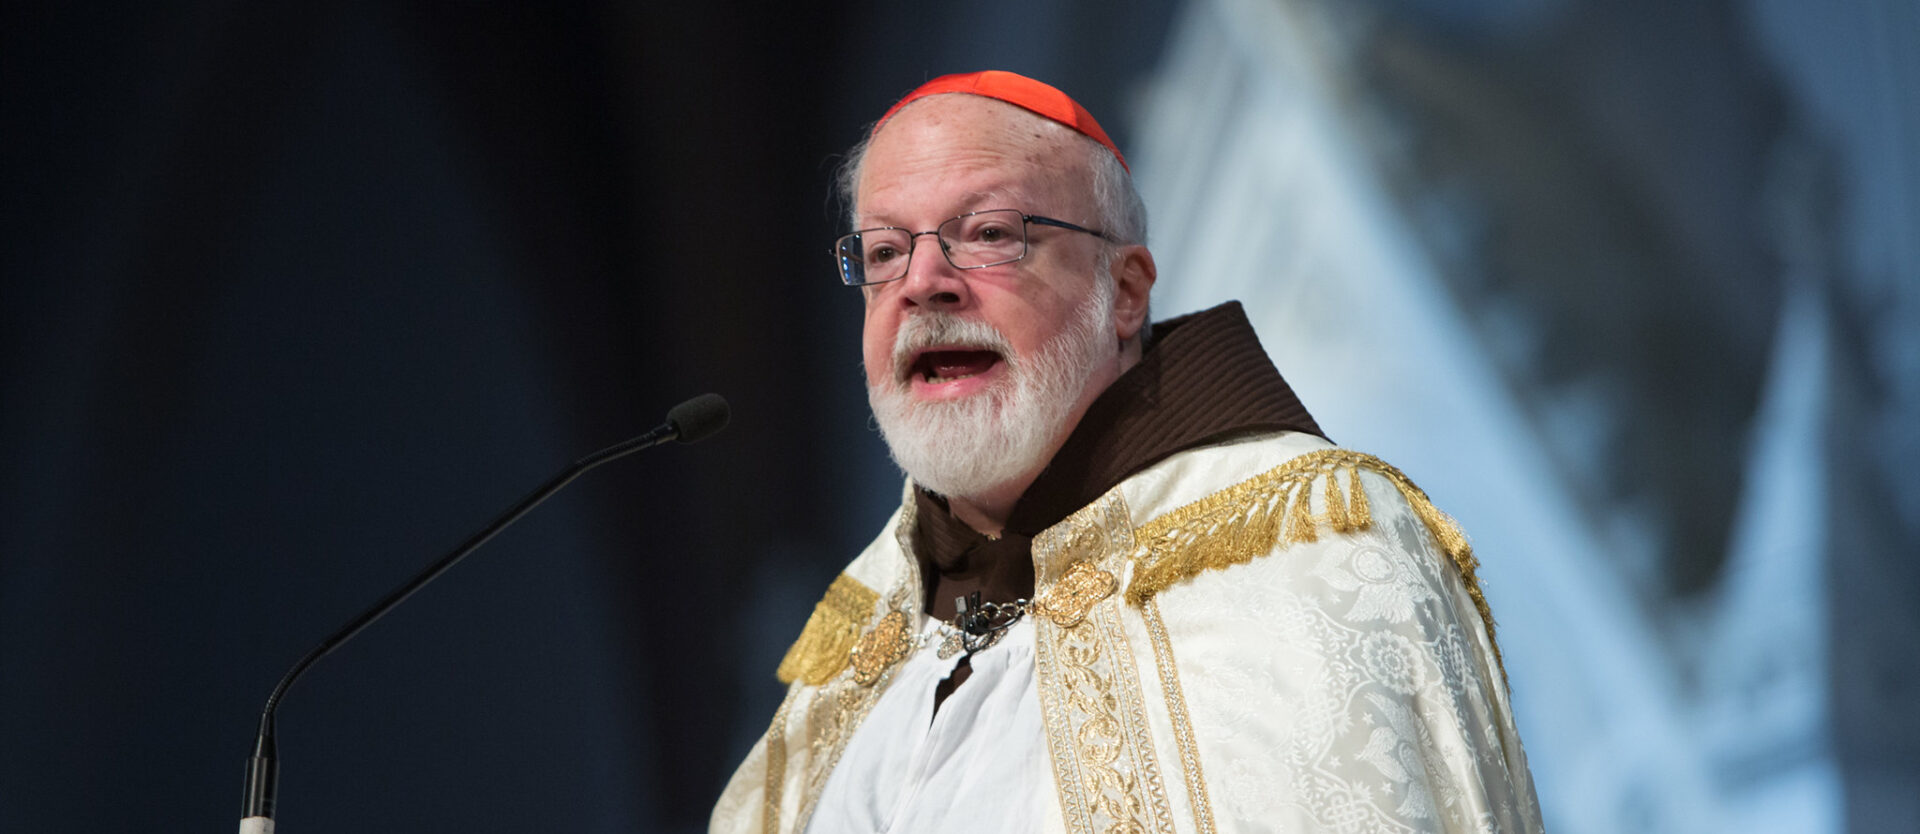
762;694;791;833
1143;598;1216;834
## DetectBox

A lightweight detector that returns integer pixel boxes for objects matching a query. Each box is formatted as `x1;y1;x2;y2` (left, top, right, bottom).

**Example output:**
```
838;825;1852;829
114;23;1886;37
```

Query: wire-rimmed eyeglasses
833;209;1115;287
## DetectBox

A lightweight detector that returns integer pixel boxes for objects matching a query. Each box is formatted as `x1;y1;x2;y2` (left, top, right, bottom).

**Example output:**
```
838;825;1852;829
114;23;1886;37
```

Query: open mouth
908;348;1003;386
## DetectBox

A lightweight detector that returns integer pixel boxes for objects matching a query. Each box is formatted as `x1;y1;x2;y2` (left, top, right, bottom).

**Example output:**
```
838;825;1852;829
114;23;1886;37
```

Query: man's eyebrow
861;190;1023;227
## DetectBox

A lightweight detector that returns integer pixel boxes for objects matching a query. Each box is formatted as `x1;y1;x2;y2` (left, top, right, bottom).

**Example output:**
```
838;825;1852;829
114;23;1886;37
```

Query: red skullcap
873;71;1129;172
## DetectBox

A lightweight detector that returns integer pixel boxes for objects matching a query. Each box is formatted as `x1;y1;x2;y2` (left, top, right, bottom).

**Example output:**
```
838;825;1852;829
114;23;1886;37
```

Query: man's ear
1111;244;1157;343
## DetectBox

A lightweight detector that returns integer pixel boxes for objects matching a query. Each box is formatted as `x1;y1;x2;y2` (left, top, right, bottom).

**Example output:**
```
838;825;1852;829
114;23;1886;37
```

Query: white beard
868;276;1117;500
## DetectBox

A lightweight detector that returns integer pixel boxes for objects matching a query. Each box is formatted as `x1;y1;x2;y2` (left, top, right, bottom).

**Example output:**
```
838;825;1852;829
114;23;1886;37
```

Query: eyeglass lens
835;209;1029;285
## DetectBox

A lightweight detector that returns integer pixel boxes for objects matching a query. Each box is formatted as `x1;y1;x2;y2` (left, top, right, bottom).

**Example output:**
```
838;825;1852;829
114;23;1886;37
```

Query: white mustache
890;314;1016;382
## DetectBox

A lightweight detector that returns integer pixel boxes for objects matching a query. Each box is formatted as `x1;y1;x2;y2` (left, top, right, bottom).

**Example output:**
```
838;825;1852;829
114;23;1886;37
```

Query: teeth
924;372;980;384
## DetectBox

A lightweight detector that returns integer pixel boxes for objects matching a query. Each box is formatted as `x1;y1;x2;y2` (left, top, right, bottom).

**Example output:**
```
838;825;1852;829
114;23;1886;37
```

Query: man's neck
944;483;1023;538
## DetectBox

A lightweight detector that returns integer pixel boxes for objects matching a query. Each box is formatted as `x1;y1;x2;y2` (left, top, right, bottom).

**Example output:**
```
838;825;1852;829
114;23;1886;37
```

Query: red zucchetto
873;70;1128;172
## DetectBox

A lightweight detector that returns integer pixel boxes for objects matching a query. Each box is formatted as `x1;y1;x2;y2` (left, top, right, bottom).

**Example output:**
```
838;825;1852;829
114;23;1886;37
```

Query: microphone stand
239;395;727;833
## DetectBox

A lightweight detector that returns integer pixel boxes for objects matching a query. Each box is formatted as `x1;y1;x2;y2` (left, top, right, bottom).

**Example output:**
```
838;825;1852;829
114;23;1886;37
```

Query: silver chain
950;592;1029;655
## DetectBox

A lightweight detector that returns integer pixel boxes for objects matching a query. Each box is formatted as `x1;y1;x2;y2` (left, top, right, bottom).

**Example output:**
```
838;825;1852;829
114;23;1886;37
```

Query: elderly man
712;71;1542;834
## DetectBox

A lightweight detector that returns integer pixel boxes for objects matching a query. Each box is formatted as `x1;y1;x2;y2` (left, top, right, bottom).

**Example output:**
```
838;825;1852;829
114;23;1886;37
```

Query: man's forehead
874;94;1075;152
855;100;1087;221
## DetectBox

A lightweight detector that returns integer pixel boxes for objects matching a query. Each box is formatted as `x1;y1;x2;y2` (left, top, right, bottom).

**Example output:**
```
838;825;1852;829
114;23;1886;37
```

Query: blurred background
3;1;1913;832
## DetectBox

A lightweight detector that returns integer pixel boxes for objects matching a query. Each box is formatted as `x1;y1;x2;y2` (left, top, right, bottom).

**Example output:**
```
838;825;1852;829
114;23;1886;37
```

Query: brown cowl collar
911;301;1324;620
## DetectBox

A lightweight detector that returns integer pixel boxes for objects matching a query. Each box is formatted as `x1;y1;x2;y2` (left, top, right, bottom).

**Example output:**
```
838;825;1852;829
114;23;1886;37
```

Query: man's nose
897;231;968;308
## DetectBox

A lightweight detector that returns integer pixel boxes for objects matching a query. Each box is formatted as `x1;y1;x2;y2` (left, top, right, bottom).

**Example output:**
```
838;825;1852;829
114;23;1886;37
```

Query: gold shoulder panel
1126;449;1503;677
775;572;881;685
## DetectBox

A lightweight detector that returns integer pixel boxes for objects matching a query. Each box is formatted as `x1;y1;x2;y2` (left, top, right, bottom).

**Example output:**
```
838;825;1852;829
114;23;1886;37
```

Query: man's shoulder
1108;433;1503;677
1112;434;1473;604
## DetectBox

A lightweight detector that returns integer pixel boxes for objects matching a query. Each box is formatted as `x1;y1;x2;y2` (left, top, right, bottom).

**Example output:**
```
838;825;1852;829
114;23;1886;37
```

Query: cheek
1003;288;1082;353
1015;322;1065;360
861;318;894;384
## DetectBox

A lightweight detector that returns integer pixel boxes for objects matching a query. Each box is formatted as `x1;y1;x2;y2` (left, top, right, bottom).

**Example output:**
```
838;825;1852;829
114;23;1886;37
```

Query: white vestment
713;430;1544;833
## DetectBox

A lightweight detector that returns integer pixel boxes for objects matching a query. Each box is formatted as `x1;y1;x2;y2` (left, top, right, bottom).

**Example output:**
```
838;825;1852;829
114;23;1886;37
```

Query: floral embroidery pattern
1032;495;1177;834
1357;631;1426;695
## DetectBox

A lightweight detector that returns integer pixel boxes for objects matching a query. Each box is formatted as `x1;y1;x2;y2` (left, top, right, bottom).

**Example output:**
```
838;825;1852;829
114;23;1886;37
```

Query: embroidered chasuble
712;302;1544;834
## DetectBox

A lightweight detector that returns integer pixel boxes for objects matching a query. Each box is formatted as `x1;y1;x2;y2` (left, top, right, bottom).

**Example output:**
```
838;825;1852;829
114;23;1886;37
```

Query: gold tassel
775;573;879;685
1246;490;1283;554
1324;468;1352;532
1284;482;1317;545
1346;465;1372;529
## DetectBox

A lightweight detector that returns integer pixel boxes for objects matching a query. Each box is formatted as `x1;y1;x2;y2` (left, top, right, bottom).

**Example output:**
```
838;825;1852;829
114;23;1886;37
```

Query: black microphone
238;394;730;834
664;392;729;444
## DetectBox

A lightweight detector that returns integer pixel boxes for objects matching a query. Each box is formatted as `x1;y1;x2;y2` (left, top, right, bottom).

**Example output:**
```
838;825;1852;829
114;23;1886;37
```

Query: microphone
238;394;730;834
664;392;729;444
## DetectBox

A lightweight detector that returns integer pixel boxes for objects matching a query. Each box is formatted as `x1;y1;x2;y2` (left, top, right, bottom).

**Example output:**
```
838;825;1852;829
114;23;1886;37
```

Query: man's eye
967;221;1021;245
866;245;900;263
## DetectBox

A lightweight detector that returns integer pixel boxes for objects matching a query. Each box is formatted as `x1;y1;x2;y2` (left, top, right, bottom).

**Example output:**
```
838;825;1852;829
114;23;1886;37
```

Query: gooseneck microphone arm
239;394;729;834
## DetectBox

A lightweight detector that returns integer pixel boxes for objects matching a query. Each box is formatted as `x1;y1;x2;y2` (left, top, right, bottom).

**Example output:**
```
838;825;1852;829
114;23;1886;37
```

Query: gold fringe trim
1126;449;1504;680
775;573;880;685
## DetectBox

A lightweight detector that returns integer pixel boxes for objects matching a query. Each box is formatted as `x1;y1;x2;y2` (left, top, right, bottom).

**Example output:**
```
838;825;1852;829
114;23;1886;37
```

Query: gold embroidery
1032;560;1116;627
1065;621;1133;821
848;608;912;686
1143;598;1216;834
1032;495;1176;834
1103;604;1177;834
762;692;793;833
791;672;896;831
788;493;923;832
1126;449;1505;681
775;573;880;685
